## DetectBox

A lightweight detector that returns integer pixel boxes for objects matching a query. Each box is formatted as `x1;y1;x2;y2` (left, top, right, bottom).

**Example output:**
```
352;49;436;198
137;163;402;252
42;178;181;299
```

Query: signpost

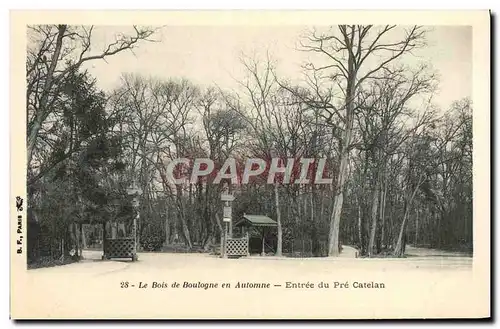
223;206;232;219
221;194;235;202
221;191;234;258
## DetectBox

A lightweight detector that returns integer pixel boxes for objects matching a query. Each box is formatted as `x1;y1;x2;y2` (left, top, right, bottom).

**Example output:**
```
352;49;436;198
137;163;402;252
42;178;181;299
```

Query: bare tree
197;87;246;248
353;67;437;256
27;25;159;175
234;55;286;256
293;25;428;256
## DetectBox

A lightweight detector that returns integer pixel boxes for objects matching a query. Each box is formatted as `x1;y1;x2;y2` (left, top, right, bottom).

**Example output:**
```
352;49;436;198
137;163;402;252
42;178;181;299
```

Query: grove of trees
26;24;472;265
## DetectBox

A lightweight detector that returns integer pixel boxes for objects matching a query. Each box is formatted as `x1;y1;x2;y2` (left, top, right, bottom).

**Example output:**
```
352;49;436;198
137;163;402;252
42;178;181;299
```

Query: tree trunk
415;208;419;246
181;210;193;249
327;143;351;256
176;185;193;249
319;190;325;222
164;207;171;245
368;172;381;257
203;231;214;251
74;223;80;258
327;52;356;256
380;178;387;250
274;183;282;256
368;176;381;257
393;205;410;257
356;195;363;253
297;190;302;224
102;223;107;256
61;237;65;261
27;25;67;166
79;223;85;255
328;189;344;257
394;184;421;256
261;228;266;256
394;172;426;256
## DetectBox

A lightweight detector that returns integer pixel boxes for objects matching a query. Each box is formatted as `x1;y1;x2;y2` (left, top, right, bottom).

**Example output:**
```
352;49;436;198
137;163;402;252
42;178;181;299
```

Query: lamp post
127;181;143;261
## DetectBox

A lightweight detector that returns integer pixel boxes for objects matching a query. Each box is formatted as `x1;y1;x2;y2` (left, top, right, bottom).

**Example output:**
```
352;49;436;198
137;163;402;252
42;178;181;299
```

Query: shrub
140;232;165;251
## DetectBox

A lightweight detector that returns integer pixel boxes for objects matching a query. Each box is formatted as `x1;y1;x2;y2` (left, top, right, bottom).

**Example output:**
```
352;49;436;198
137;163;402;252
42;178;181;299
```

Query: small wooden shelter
235;214;277;256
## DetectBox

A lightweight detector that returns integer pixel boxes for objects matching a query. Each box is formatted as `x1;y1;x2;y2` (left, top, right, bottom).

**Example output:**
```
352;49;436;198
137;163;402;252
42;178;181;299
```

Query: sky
82;25;472;112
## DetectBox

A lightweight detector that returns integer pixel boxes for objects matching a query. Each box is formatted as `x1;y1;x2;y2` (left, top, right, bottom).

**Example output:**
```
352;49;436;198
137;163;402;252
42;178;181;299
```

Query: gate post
221;186;234;258
246;232;250;257
223;222;228;258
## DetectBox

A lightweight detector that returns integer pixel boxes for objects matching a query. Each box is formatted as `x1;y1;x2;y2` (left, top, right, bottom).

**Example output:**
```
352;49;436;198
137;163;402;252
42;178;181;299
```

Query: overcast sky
82;25;471;112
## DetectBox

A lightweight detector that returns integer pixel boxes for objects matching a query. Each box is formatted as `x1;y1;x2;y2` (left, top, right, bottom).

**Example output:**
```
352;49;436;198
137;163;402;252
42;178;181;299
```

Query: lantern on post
127;181;143;261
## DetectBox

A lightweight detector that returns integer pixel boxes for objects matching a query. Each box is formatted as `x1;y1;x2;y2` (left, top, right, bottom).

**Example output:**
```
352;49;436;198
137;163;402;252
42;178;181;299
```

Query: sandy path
14;246;481;319
405;245;473;257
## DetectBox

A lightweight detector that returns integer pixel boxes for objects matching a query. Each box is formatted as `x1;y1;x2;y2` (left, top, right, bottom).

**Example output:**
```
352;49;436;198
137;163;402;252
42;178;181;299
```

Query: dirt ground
75;245;473;271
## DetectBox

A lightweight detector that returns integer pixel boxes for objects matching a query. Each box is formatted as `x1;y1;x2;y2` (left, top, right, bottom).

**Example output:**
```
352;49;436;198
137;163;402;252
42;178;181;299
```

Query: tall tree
27;25;158;179
295;25;428;256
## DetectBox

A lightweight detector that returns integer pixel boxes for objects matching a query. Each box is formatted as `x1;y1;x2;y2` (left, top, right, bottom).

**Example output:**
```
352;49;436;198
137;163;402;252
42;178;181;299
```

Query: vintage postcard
10;10;490;319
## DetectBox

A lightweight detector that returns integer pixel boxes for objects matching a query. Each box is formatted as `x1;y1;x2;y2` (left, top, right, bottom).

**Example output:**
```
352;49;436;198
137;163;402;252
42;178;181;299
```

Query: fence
225;233;250;257
103;238;136;260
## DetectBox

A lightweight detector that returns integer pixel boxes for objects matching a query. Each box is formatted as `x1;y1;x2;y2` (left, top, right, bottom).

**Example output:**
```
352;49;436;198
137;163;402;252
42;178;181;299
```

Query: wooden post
220;232;224;258
261;227;266;256
102;222;107;259
229;205;233;238
61;237;65;261
223;222;228;258
246;232;250;257
72;222;79;259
